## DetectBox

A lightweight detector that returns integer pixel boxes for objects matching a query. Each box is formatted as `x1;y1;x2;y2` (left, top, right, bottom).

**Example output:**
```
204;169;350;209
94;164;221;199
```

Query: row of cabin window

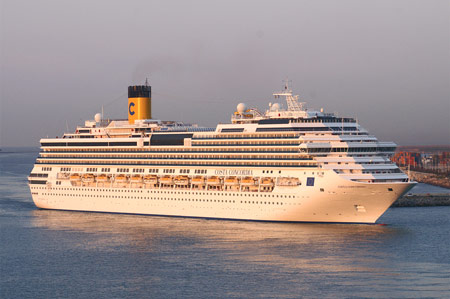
307;147;396;153
194;133;301;139
41;154;313;161
39;160;317;167
290;118;355;123
39;190;287;206
60;168;184;174
192;141;301;146
37;186;298;199
29;173;48;177
44;148;300;153
83;168;162;173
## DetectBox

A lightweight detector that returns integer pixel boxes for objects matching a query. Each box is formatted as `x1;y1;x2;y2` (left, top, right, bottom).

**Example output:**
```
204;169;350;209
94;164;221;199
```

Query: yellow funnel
128;85;151;124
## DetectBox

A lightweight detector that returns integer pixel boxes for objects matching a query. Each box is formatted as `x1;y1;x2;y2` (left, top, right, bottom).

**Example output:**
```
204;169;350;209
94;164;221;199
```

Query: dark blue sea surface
1;148;449;298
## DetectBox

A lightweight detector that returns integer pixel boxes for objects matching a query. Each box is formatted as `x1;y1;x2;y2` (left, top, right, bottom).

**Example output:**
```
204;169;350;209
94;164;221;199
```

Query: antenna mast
273;79;304;111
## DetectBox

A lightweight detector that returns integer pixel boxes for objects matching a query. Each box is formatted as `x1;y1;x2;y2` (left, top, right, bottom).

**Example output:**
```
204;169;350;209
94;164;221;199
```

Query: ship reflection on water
31;209;397;270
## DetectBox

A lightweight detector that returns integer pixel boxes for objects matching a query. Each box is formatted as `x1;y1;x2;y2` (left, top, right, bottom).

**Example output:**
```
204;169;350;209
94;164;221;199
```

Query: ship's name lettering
214;169;253;176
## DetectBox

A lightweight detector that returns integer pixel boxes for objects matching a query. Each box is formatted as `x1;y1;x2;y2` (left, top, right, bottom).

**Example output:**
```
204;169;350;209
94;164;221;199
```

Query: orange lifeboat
260;177;274;186
191;176;205;185
144;175;158;184
160;176;174;185
224;176;239;185
96;174;109;182
70;173;81;181
207;176;221;185
115;174;128;182
241;177;256;185
82;173;95;182
131;175;143;182
174;176;189;185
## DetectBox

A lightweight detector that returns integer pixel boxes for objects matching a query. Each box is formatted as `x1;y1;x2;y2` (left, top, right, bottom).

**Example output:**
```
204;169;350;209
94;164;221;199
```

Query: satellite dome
271;103;281;111
236;103;247;114
94;113;102;122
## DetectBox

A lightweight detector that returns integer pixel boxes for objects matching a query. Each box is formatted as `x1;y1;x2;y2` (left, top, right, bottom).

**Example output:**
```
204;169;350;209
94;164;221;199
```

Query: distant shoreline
394;193;450;207
405;170;450;189
397;144;450;152
0;147;40;153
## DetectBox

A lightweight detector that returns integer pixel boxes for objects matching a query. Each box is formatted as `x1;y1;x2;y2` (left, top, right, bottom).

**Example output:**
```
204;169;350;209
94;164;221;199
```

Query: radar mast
273;79;306;111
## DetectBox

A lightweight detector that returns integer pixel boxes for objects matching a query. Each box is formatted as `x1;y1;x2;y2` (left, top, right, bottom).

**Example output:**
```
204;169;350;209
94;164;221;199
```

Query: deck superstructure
28;81;415;223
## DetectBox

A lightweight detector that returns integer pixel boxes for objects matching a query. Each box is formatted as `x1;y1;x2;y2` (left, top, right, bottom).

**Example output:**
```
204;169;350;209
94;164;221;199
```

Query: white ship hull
28;82;415;224
30;172;414;223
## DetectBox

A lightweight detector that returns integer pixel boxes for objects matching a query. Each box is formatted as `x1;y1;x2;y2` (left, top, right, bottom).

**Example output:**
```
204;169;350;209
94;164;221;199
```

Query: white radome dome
94;113;102;122
237;103;247;114
271;103;281;111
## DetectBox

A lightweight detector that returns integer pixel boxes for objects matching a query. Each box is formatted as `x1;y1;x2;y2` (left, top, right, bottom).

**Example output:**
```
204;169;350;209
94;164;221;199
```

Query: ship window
221;128;244;133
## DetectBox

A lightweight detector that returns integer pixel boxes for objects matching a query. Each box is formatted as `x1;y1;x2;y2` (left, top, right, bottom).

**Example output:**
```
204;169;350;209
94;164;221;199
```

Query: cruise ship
28;81;416;223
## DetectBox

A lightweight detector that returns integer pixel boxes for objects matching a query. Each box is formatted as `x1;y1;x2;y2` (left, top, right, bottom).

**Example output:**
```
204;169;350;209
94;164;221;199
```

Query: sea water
1;148;449;298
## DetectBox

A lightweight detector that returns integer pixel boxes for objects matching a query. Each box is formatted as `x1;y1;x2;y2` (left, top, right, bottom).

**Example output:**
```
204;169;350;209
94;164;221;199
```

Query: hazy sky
1;0;449;147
